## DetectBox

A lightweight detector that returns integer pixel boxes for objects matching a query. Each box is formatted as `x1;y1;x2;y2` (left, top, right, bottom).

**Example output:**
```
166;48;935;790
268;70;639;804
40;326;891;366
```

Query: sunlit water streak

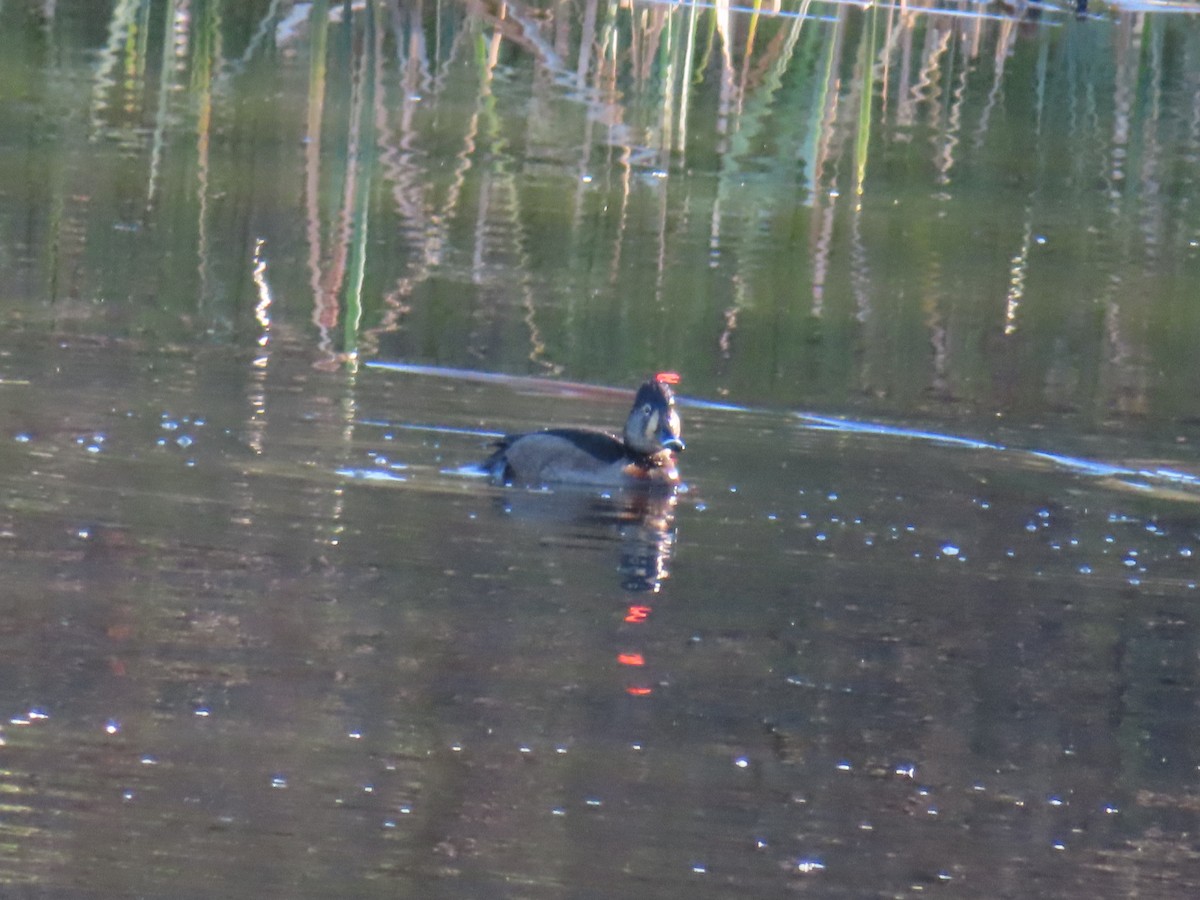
804;415;1200;495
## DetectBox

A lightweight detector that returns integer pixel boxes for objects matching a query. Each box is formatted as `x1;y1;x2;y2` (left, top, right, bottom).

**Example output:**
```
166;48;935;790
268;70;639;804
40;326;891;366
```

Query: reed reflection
7;1;1200;424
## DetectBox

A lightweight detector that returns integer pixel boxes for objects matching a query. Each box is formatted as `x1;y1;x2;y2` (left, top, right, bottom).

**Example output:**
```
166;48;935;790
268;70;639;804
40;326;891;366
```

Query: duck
483;373;685;487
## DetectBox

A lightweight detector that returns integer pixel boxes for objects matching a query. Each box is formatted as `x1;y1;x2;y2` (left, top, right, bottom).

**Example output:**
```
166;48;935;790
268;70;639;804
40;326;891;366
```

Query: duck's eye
641;403;653;416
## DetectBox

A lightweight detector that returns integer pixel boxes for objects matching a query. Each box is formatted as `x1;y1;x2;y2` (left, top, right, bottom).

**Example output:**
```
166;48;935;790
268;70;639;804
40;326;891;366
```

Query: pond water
2;0;1200;897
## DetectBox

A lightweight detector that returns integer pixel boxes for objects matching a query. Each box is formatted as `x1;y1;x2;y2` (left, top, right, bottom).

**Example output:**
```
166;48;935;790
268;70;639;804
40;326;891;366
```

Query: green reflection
0;0;1197;423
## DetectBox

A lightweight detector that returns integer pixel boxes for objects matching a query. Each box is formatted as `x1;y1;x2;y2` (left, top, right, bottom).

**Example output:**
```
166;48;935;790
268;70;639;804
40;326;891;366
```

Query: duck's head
624;372;685;457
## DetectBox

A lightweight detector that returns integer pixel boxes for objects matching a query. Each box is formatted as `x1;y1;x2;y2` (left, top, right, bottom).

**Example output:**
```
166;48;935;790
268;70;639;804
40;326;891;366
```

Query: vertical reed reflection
9;0;1197;419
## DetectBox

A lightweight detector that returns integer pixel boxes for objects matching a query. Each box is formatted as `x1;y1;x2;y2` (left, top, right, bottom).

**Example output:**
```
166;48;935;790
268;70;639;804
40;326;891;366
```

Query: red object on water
654;371;681;385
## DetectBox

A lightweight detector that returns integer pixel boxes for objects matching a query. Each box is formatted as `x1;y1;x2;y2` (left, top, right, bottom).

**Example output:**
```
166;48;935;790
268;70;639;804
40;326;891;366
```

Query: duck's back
485;428;632;486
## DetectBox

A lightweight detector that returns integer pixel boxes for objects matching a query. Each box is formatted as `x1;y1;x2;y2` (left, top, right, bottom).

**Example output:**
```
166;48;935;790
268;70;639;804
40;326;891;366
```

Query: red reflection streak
617;652;645;666
625;605;651;623
626;686;653;696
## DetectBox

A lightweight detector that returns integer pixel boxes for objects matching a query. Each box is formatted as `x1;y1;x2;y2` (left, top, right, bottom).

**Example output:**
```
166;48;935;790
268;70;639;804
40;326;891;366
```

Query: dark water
3;1;1200;897
2;338;1199;897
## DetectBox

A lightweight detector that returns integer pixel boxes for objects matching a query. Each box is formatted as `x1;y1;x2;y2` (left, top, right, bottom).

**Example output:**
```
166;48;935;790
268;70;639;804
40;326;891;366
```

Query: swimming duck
484;373;685;487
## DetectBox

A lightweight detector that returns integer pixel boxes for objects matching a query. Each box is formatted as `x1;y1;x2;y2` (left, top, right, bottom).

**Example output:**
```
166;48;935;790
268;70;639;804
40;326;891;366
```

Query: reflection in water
493;486;679;594
616;492;678;594
491;482;679;704
6;2;1200;423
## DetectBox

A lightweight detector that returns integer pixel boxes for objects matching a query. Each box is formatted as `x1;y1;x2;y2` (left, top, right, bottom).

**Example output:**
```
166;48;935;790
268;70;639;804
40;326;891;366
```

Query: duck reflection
615;492;677;593
491;484;680;699
493;486;678;593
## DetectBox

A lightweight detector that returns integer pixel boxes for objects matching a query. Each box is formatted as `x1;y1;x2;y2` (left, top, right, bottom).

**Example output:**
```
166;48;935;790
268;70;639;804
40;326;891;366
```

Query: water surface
2;1;1200;897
